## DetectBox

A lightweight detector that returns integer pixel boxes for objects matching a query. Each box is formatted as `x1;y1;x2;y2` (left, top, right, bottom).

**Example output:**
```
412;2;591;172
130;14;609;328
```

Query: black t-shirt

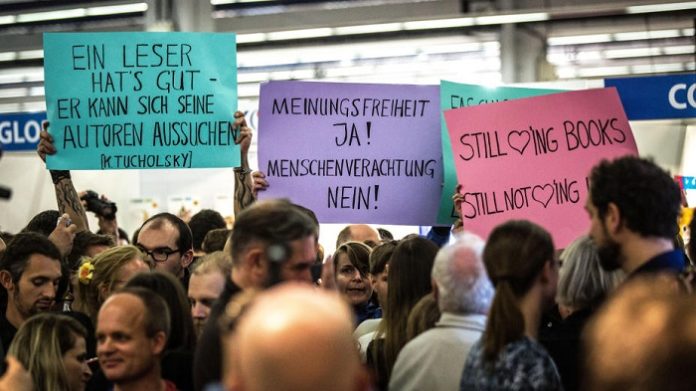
0;311;17;358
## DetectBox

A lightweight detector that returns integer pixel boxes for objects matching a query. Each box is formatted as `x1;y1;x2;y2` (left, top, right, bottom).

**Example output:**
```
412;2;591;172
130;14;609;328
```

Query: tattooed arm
38;122;89;233
233;111;256;215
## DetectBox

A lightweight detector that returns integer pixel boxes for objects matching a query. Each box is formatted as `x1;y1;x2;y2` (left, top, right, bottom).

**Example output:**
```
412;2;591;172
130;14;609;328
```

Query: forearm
52;171;89;232
233;168;255;215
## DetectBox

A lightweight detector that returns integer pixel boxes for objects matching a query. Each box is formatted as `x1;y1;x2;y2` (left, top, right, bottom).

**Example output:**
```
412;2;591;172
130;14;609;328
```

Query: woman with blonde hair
8;313;92;391
72;244;150;323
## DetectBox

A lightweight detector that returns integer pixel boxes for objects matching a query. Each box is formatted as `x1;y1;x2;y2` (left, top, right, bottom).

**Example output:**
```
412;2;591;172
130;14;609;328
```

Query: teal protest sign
436;81;562;225
44;32;238;170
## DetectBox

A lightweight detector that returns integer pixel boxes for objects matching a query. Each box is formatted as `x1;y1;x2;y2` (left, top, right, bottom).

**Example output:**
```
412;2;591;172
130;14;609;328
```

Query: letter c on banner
668;83;696;110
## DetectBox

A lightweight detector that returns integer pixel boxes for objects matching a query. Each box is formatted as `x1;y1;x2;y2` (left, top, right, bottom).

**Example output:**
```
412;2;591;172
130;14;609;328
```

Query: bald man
223;284;369;391
335;224;380;248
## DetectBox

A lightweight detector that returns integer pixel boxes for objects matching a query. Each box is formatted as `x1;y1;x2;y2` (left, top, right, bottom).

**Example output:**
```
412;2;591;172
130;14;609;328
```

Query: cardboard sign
444;88;638;247
43;32;238;170
436;81;562;225
258;81;441;225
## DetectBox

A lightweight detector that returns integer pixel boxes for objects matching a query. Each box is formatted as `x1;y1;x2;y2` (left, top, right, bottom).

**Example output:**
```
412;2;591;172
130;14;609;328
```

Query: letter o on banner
669;83;696;110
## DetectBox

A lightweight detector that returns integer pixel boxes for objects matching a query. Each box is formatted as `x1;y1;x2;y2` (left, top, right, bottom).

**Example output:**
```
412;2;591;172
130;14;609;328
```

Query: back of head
8;313;86;391
406;293;440;341
124;271;195;351
230;199;317;264
189;209;227;252
379;236;439;376
74;245;145;322
432;232;493;315
21;210;60;236
590;156;681;239
139;213;193;253
191;251;232;278
556;235;624;311
227;284;365;391
202;228;232;254
336;225;379;248
583;275;696;391
68;231;115;271
482;220;554;361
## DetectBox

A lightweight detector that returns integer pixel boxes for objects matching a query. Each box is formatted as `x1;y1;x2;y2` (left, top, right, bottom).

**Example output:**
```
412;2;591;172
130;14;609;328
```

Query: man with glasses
135;212;194;289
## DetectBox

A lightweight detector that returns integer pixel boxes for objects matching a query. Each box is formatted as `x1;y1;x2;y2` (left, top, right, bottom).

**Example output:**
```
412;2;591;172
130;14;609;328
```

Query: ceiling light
237;33;266;44
548;34;613;45
17;50;44;60
334;23;402;35
403;17;474;30
266;28;333;41
604;47;661;59
0;15;16;25
626;1;696;14
86;3;148;16
475;12;549;25
17;8;87;23
663;45;696;55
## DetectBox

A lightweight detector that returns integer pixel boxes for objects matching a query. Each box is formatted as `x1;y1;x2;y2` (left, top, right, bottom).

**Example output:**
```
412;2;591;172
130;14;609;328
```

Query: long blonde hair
8;313;87;391
73;245;146;322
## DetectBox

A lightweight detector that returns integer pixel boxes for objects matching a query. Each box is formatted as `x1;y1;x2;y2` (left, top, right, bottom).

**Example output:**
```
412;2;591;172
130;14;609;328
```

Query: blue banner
605;73;696;120
0;112;46;152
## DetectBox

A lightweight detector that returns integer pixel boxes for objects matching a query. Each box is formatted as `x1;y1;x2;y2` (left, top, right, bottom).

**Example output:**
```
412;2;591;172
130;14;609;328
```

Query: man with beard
188;252;230;338
586;156;684;276
0;232;62;355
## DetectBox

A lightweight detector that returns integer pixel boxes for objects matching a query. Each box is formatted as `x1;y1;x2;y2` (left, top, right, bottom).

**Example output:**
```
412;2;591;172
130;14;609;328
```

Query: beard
597;239;622;271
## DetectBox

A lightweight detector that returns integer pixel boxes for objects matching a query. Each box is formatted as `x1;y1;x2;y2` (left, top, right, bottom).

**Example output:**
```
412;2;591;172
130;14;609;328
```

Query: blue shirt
631;249;686;277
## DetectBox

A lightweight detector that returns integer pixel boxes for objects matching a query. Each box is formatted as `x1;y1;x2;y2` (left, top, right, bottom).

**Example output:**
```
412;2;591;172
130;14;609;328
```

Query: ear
180;249;194;269
604;202;622;235
0;270;14;292
244;246;268;284
539;259;555;285
150;330;168;356
98;282;110;303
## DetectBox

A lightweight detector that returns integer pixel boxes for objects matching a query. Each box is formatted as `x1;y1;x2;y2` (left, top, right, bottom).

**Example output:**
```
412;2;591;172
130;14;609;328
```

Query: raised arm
233;111;256;214
38;122;89;233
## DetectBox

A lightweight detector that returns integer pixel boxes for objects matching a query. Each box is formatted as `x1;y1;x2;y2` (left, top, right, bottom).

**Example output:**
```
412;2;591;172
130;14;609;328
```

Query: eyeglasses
136;245;180;263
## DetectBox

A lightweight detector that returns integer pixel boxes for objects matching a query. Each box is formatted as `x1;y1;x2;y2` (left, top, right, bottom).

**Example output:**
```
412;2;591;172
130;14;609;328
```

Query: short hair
202;228;232;254
1;232;61;283
590;156;680;239
21;210;60;236
370;240;397;275
333;241;372;278
189;209;227;252
125;272;194;351
138;213;193;253
431;232;494;314
336;226;353;248
67;231;115;271
8;313;87;391
556;235;624;310
117;286;171;339
74;245;147;323
191;251;232;277
230;199;317;264
377;228;394;241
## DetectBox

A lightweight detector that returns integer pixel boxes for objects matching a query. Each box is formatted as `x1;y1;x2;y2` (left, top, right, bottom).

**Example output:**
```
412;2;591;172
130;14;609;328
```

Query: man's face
188;271;226;337
586;200;622;271
4;254;61;322
335;253;372;306
96;294;164;384
278;236;317;285
137;222;186;277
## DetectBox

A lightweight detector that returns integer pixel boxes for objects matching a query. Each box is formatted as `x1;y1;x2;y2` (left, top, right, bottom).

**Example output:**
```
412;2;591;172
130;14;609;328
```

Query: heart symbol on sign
507;130;531;155
532;184;554;208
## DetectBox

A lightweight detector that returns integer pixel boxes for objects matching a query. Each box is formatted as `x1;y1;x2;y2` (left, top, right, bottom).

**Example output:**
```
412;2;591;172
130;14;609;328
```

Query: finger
66;224;78;235
455;184;462;193
42;120;49;131
234;110;244;118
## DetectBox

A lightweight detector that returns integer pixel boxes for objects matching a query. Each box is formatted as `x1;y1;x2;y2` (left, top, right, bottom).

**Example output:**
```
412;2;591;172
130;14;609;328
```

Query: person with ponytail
460;220;563;390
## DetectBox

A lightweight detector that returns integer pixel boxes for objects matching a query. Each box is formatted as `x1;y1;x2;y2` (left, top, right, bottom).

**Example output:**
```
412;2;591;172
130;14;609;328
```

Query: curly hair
589;156;680;239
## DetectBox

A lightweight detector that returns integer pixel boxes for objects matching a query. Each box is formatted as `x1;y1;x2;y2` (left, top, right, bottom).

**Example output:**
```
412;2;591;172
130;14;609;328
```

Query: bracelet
234;167;252;175
50;170;71;184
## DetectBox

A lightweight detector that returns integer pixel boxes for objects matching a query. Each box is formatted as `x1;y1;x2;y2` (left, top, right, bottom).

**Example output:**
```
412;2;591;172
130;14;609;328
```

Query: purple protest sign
258;81;441;225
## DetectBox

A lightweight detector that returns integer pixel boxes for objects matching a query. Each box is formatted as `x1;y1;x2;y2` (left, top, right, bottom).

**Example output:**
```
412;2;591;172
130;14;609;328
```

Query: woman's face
335;253;373;306
63;335;92;391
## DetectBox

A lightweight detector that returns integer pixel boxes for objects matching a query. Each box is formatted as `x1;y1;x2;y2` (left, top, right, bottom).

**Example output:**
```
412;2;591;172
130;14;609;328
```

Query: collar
435;312;487;331
631;249;686;277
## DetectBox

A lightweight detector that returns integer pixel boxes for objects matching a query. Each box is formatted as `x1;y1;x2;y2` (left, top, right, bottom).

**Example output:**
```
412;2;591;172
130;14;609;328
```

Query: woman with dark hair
125;271;196;391
9;313;92;391
460;220;562;390
367;236;438;390
333;241;380;325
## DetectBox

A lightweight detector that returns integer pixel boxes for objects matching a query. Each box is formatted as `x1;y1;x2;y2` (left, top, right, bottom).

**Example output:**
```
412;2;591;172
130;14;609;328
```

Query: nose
83;362;93;379
191;302;208;320
98;338;114;356
42;284;57;300
351;269;363;282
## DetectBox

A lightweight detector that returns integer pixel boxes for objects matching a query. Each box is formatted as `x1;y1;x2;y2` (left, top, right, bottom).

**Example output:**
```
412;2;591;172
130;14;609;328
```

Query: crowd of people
0;112;694;391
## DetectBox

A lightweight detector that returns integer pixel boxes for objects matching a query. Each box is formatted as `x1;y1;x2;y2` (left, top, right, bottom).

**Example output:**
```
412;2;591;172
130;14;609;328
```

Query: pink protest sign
258;81;441;225
444;88;638;248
